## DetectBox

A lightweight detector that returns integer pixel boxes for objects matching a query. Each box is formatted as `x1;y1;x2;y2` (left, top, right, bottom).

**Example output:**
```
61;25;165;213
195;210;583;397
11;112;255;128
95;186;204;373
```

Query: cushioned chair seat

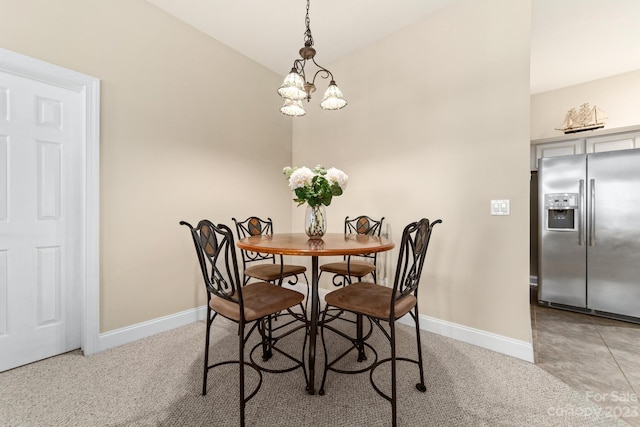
210;281;305;322
319;260;376;278
324;281;416;320
244;264;307;282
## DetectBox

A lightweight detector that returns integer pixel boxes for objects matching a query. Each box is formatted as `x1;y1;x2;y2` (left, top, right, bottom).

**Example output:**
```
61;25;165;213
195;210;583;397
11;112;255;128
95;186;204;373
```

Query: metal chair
319;215;385;287
318;218;442;427
233;216;308;287
319;215;385;363
181;220;306;427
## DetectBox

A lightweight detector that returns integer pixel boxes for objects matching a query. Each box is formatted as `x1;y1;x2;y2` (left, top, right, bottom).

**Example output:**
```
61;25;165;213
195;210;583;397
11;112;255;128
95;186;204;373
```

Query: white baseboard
97;282;318;353
98;306;208;352
98;287;534;364
397;314;535;363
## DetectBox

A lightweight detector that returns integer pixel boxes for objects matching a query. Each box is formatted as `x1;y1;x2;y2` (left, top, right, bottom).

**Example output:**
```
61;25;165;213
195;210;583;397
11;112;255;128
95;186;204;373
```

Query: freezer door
587;149;640;318
538;154;587;307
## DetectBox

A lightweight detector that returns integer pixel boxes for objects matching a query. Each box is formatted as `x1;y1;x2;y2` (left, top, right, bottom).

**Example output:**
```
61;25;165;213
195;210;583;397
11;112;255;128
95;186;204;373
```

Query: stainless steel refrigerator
538;148;640;320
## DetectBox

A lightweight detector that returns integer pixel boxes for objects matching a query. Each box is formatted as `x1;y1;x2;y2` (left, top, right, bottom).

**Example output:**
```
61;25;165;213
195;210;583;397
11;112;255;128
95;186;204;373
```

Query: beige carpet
0;315;630;426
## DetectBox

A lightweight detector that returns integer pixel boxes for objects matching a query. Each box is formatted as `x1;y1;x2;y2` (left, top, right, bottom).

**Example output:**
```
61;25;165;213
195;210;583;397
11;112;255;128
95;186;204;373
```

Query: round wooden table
237;233;394;394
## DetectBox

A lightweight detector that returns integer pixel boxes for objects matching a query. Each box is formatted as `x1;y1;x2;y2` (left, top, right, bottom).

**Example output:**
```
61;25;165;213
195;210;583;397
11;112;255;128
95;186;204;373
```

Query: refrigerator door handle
589;179;596;246
579;179;585;246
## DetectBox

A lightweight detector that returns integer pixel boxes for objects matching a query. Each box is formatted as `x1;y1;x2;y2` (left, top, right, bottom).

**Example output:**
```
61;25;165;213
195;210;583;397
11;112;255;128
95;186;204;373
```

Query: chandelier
277;0;348;117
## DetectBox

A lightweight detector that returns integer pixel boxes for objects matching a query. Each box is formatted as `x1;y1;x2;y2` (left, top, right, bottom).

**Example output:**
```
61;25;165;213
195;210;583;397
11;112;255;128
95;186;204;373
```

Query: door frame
0;48;100;355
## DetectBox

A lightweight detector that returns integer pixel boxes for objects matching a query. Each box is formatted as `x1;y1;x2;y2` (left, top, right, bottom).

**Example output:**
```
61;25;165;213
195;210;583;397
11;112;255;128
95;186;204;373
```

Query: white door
0;70;83;371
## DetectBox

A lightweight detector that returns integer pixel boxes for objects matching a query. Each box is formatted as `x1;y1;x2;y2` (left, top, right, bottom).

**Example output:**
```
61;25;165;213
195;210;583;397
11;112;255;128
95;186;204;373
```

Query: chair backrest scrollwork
181;220;243;307
345;215;384;236
393;218;442;300
343;215;385;264
232;216;278;267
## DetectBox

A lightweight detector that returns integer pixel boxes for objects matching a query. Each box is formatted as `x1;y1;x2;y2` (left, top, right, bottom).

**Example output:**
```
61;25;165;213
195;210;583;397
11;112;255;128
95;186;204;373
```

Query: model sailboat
557;103;607;134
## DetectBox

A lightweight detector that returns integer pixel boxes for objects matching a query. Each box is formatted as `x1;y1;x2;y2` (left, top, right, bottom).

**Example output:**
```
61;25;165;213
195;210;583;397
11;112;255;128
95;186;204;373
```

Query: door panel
538;154;587;307
0;70;82;371
587;149;640;317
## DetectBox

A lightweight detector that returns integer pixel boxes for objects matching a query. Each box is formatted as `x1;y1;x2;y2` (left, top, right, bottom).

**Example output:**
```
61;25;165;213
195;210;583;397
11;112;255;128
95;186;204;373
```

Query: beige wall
293;0;533;342
0;0;294;332
2;0;534;344
532;69;640;140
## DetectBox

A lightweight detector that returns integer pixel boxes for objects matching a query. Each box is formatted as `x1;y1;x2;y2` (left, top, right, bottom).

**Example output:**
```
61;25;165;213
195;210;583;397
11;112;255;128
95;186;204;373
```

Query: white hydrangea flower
326;167;348;190
288;166;314;190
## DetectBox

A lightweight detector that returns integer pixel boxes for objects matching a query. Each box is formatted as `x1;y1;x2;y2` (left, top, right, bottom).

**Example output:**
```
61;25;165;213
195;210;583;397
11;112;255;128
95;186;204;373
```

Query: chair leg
356;314;367;362
318;305;330;396
302;273;310;316
390;320;398;427
413;306;427;392
284;272;310;318
261;316;273;361
202;305;212;396
351;274;366;362
239;321;246;427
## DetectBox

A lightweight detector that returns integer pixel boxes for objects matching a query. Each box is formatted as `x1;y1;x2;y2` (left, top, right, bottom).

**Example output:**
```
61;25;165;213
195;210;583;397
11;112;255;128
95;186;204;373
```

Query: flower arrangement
283;165;348;207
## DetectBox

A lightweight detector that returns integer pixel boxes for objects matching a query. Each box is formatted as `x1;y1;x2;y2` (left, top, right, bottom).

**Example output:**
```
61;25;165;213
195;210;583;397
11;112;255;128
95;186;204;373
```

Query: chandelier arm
309;58;333;85
292;59;307;80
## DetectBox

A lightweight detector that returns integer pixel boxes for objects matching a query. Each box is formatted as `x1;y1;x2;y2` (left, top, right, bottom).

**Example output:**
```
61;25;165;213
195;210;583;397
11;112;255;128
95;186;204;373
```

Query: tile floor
531;285;640;426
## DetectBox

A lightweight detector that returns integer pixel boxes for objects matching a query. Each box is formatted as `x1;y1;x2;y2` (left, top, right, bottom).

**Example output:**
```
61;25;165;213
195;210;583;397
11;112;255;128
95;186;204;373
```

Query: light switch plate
491;199;510;215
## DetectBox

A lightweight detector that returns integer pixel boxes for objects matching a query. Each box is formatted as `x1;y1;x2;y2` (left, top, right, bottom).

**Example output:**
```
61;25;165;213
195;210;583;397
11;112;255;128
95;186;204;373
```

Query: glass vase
305;204;326;239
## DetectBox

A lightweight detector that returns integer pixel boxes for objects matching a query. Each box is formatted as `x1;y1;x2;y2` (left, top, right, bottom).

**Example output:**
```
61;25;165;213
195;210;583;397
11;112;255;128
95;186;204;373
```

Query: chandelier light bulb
320;81;347;110
277;70;307;100
280;99;306;117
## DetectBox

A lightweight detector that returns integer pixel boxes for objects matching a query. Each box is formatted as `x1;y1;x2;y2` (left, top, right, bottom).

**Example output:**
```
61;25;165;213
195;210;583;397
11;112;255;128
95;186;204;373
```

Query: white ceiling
146;0;640;94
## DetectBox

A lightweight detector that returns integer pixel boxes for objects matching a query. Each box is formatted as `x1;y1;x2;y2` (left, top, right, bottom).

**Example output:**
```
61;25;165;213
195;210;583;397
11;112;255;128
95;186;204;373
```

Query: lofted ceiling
146;0;640;94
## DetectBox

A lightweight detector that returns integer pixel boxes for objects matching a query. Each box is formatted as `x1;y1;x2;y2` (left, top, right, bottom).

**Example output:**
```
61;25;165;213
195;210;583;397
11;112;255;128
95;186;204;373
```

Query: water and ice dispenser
544;193;579;231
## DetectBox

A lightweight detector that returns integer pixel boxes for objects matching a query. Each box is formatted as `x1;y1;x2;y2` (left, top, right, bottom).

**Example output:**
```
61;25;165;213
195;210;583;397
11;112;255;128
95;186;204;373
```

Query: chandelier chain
303;0;313;47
